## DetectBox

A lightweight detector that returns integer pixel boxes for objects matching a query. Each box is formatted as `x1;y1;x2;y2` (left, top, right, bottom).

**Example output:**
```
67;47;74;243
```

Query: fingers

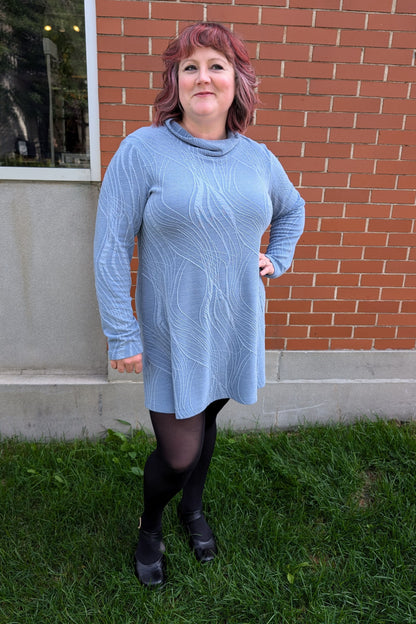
110;354;143;375
259;253;274;277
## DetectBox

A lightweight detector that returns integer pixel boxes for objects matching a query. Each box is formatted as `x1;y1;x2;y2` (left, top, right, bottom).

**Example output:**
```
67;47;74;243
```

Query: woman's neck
179;118;227;141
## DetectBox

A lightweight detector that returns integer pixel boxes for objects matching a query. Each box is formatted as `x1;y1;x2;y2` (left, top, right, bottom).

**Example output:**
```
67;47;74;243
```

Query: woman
94;22;305;587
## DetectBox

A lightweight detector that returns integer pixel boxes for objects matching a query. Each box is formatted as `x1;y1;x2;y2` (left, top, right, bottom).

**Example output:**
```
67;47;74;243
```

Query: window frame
0;0;100;182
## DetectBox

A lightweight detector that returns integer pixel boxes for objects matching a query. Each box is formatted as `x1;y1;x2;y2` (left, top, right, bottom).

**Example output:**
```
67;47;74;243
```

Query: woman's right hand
110;354;143;374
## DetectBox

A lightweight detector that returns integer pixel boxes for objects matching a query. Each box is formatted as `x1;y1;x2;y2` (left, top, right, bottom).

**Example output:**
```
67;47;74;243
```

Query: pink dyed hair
153;22;259;133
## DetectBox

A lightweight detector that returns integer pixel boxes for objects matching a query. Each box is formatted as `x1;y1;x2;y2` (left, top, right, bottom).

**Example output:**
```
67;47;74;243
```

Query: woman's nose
196;67;210;83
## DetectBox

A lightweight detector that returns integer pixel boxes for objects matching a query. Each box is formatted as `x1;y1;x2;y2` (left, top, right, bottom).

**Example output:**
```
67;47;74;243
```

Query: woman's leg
179;398;229;540
137;409;205;564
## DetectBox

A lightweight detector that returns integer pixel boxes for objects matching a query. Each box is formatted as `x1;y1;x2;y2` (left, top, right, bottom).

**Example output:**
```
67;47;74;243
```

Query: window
0;0;99;181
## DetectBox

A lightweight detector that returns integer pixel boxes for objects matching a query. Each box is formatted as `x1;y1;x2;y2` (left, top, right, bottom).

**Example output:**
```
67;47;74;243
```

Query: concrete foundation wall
1;181;415;439
1;351;415;439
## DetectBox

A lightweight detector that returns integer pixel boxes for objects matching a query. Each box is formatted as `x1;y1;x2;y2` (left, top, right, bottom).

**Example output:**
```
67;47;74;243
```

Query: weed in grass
1;420;416;623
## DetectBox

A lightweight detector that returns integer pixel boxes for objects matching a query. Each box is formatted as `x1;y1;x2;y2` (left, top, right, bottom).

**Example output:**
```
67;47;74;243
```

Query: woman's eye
183;64;197;71
211;64;224;70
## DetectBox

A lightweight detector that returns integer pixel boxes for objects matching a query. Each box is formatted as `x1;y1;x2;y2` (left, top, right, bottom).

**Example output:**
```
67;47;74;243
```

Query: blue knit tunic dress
94;119;305;419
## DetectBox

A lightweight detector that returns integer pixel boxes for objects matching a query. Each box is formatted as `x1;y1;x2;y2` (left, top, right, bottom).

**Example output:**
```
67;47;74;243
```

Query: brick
396;0;416;12
334;313;377;325
315;11;366;29
364;247;408;260
280;126;328;142
331;339;374;349
124;19;176;37
397;328;416;339
388;66;416;83
356;114;403;129
235;24;285;43
332;97;380;113
281;157;325;172
294;259;340;272
358;301;400;313
98;52;122;70
381;288;416;300
238;0;285;4
100;103;150;121
272;325;309;338
259;77;308;94
100;120;124;136
313;300;356;312
342;0;393;11
268;299;312;313
343;232;388;246
340;30;390;48
291;286;336;299
368;13;416;32
377;161;416;175
338;287;380;300
257;110;304;126
364;47;414;65
316;273;359;286
350;174;396;189
302;172;349;187
260;43;309;62
262;7;313;26
345;204;391;218
285;61;334;79
360;82;408;99
305;143;351;158
388;233;416;246
99;70;149;88
97;35;148;53
253;59;283;76
100;136;124;153
289;0;341;7
391;32;416;48
312;46;361;63
282;95;331;111
309;79;358;96
379;313;416;326
125;55;164;71
151;2;203;20
353;145;400;160
375;339;415;349
206;5;259;23
355;327;396;338
311;326;353;338
328;158;374;173
126;89;157;105
286;27;337;45
97;0;148;18
321;218;366;232
290;313;332;325
265;338;286;349
336;64;385;81
301;231;342;246
340;260;384;274
286;339;330;350
97;16;122;35
379;130;416;145
99;87;122;103
361;274;404;287
391;205;416;218
330;128;378;143
402;147;416;160
402;301;416;312
324;188;370;203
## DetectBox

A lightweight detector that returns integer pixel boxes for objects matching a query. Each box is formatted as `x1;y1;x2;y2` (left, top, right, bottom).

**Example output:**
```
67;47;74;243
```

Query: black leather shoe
134;528;166;587
177;507;218;563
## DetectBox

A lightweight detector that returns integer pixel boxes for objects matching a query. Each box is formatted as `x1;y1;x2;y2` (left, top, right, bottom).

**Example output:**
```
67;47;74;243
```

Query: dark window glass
0;0;89;168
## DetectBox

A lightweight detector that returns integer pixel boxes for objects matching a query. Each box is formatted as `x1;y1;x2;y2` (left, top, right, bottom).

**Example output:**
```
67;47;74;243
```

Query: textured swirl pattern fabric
94;119;305;419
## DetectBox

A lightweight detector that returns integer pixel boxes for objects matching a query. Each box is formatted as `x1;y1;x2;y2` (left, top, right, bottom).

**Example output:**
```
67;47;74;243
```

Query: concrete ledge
1;351;415;439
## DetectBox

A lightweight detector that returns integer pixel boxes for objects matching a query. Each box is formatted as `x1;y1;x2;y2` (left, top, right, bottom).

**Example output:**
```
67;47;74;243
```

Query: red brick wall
96;0;416;352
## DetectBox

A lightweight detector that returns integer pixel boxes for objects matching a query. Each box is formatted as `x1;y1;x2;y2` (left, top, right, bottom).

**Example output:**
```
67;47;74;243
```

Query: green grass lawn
1;419;416;624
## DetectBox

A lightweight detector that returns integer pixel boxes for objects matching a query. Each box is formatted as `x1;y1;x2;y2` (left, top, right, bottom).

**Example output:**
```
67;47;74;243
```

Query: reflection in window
0;0;89;168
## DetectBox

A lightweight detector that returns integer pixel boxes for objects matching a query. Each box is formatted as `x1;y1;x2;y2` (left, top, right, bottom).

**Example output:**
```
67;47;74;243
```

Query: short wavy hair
153;22;259;134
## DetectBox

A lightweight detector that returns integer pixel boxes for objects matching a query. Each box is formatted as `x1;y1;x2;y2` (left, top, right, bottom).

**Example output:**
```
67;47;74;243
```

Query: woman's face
178;46;235;134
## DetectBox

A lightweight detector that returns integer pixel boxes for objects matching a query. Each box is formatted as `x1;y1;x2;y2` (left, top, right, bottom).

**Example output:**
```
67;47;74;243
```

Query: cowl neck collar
165;118;240;157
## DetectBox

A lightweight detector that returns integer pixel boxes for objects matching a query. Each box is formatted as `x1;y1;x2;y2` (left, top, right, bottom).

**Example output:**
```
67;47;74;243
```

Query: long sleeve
264;150;305;279
93;138;148;360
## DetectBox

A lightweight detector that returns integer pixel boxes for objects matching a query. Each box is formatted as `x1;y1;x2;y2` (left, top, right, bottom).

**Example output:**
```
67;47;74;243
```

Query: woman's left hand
259;253;275;277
